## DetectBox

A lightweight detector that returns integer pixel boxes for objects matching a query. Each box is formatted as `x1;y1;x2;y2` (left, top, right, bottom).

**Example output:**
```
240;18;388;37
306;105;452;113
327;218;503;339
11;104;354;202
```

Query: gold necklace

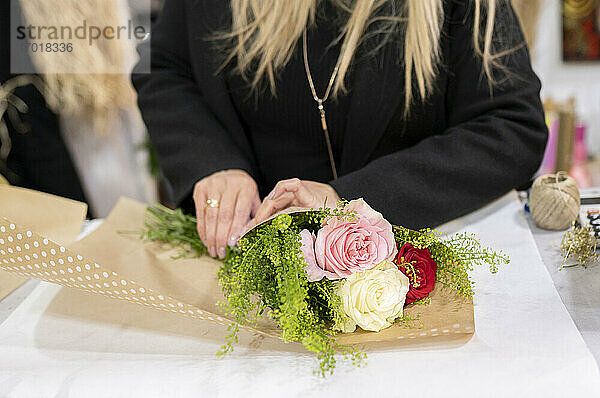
302;28;341;180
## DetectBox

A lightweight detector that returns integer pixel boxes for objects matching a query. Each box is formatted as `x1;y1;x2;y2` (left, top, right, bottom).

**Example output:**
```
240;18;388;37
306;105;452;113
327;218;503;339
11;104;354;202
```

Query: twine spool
530;172;580;230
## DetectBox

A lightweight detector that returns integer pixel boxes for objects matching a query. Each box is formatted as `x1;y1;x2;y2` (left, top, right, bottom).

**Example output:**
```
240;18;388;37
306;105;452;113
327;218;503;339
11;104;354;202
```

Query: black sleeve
330;2;547;229
132;0;254;206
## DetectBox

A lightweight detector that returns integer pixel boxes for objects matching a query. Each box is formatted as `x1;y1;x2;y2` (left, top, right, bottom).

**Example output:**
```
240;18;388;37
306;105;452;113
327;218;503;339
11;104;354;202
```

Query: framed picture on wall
563;0;600;61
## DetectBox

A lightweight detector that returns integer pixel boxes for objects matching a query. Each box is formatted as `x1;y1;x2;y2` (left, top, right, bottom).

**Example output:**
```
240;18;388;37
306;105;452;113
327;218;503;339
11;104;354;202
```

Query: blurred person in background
0;1;87;204
133;0;548;260
3;0;158;218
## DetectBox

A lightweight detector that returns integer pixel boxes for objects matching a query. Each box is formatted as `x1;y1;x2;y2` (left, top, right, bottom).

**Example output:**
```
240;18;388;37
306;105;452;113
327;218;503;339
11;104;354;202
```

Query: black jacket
133;0;547;229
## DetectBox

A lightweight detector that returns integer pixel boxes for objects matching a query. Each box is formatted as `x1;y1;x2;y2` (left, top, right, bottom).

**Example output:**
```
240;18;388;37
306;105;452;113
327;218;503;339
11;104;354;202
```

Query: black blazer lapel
340;43;405;175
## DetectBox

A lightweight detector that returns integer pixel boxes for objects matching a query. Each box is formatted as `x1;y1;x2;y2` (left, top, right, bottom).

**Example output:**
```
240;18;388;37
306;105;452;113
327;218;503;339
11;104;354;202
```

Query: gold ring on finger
205;199;220;209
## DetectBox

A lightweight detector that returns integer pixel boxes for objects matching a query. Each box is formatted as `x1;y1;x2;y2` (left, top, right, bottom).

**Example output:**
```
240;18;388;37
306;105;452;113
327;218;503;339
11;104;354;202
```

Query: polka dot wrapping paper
0;185;87;301
0;187;474;346
0;205;279;339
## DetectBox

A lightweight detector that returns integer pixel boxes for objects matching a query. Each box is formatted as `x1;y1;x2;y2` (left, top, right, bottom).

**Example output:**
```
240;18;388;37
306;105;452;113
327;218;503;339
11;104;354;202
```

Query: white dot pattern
0;217;472;342
0;217;244;332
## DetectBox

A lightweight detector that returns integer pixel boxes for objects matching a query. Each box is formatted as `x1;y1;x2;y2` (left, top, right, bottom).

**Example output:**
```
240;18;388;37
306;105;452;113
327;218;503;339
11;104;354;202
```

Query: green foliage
141;204;208;258
393;226;509;297
412;297;431;306
560;224;599;268
395;312;424;328
141;203;508;376
217;212;363;376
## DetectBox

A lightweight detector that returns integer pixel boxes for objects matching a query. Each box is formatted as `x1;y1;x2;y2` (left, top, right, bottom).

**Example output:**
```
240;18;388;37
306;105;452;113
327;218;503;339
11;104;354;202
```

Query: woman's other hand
193;169;260;259
247;178;340;230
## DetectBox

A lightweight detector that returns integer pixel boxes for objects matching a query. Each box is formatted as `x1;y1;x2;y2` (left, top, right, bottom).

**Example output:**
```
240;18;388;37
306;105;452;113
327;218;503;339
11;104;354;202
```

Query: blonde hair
17;0;136;133
219;0;514;114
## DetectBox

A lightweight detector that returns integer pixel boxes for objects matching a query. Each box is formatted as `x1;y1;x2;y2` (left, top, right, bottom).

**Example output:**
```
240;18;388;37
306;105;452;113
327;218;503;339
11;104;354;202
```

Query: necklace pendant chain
303;29;340;180
316;99;338;180
317;99;328;131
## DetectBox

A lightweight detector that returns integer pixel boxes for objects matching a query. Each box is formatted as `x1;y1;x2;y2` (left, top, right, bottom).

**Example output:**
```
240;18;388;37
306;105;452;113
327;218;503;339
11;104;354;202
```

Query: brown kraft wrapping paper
0;186;474;347
0;186;87;300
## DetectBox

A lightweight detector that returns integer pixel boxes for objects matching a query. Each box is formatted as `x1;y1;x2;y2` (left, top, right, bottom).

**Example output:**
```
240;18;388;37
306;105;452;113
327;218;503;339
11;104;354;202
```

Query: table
526;217;600;363
0;194;599;397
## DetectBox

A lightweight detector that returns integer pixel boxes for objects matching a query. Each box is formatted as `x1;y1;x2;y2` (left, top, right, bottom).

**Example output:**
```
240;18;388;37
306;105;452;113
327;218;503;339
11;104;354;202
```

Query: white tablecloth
0;193;598;397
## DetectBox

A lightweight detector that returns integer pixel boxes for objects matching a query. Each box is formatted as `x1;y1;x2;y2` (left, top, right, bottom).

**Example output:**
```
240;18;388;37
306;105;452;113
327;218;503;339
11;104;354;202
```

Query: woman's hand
247;178;340;230
193;169;260;259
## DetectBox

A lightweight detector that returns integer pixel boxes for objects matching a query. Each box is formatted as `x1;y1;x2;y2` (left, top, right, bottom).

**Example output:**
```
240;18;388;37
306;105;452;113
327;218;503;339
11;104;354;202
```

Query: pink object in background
538;116;558;175
570;122;591;188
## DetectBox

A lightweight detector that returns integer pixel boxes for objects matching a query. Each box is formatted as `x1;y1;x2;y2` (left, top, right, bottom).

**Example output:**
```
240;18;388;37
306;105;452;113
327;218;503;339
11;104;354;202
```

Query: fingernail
228;235;237;246
267;190;282;200
209;246;216;257
218;247;226;259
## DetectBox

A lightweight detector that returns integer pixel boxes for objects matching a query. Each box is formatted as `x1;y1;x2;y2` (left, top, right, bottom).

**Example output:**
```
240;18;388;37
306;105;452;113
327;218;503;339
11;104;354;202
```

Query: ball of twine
530;172;580;230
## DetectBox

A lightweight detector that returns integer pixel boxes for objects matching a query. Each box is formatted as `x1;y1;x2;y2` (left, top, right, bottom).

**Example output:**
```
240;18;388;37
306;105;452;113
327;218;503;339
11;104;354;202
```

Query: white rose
335;261;410;333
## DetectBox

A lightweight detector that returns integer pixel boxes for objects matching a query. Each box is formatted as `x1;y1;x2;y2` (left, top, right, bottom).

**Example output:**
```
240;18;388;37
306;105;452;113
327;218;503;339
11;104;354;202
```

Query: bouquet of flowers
143;199;508;375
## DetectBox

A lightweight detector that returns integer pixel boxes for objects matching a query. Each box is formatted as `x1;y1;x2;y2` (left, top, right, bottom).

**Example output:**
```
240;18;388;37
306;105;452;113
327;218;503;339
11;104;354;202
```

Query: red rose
395;243;437;304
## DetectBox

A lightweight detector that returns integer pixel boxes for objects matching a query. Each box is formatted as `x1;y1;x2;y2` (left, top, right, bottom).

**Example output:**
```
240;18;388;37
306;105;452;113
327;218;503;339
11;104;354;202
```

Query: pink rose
301;199;397;282
300;229;340;282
